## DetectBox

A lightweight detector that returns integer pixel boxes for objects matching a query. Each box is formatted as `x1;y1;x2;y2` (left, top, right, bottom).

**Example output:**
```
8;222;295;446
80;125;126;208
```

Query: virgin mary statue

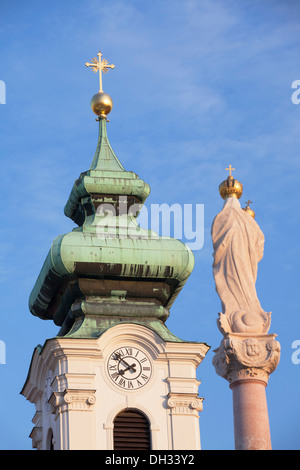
211;176;271;335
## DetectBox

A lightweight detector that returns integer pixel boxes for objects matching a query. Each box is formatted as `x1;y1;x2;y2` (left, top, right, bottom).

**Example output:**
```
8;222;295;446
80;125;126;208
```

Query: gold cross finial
245;200;253;207
85;50;115;93
225;165;235;177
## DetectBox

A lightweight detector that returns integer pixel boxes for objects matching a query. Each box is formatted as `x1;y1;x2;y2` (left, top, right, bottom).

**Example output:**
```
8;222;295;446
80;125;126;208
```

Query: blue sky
0;0;299;450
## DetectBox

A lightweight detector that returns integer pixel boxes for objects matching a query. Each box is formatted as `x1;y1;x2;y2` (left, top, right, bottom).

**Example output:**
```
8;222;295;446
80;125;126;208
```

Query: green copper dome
29;116;194;338
64;118;150;227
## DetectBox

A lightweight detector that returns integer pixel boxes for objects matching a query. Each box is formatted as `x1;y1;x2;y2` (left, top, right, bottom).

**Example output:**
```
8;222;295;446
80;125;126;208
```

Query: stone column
213;333;280;450
231;378;271;450
211;179;281;450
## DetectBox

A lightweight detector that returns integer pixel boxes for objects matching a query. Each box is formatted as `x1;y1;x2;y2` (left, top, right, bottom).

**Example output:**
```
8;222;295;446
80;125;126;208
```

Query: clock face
107;346;152;390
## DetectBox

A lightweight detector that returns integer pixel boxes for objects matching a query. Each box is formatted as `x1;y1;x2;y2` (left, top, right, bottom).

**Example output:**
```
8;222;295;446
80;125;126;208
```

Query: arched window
47;429;54;450
113;409;151;450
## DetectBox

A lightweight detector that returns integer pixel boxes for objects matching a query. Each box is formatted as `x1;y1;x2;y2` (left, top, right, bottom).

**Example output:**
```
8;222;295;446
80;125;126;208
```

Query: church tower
21;50;209;451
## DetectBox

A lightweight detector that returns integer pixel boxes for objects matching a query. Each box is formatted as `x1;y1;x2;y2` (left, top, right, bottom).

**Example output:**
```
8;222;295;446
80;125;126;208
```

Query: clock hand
124;364;136;372
113;354;131;368
113;354;136;373
120;358;132;368
113;352;122;361
119;363;136;375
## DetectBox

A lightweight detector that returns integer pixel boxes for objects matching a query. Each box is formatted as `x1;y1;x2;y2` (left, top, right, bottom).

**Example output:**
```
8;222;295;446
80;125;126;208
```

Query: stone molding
29;426;42;450
167;393;203;416
49;389;96;415
212;333;281;385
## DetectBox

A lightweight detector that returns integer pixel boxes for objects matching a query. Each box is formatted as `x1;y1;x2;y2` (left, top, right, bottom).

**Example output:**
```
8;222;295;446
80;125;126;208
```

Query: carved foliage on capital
167;393;204;416
212;333;280;384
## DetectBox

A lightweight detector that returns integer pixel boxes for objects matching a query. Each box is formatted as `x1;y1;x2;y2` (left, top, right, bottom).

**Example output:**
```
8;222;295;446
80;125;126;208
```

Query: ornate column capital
49;389;96;415
167;393;204;416
212;333;280;385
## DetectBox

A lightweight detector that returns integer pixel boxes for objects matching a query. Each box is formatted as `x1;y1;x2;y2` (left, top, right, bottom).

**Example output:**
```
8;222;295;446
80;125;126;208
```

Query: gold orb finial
85;50;115;118
242;200;255;218
219;165;243;200
90;92;113;118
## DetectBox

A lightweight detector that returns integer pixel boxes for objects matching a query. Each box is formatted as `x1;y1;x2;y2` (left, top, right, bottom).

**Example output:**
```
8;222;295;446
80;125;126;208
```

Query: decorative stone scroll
49;389;96;416
167;393;204;416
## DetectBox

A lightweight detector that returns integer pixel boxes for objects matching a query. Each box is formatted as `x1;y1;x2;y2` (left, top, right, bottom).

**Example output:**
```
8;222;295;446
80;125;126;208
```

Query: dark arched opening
47;429;54;450
113;409;151;450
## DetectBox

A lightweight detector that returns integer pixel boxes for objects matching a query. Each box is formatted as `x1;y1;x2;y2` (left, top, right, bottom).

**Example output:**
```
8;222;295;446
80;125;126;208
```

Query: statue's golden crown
219;175;243;200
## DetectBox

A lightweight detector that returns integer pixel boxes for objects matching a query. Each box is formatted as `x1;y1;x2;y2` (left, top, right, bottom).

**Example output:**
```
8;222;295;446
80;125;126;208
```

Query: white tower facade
22;324;208;450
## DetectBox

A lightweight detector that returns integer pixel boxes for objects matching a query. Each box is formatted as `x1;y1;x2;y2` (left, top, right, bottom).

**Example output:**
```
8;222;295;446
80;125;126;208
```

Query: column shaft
230;379;271;450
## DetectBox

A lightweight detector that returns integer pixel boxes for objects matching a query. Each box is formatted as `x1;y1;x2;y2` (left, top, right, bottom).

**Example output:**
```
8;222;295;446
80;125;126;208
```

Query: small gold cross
225;165;235;177
85;50;115;93
245;200;253;207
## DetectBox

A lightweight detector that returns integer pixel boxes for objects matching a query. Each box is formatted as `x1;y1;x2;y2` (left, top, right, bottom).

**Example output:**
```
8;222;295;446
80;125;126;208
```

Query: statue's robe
211;197;270;334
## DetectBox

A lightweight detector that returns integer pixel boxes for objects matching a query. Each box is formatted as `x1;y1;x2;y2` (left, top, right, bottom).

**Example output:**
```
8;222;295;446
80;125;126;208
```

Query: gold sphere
243;206;255;219
90;92;113;116
219;176;243;200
